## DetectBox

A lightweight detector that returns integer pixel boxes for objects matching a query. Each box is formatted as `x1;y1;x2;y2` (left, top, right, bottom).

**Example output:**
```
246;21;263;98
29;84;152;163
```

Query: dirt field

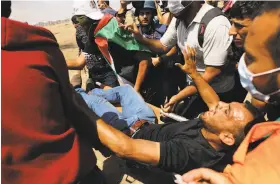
44;22;174;184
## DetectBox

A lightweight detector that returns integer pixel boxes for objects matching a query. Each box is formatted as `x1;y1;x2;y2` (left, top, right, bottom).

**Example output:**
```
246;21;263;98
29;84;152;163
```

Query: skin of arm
120;23;169;53
154;0;164;25
174;66;221;106
251;97;267;111
66;53;86;70
164;46;220;112
152;46;177;66
181;168;232;184
96;118;160;165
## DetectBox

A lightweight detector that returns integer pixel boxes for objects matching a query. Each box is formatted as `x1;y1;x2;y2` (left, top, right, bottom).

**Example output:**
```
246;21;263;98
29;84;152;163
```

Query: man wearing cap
127;1;235;119
67;3;119;88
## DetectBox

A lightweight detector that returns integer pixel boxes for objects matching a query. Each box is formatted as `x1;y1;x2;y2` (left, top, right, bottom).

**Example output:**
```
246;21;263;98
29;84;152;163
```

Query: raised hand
119;23;143;41
180;168;232;184
176;46;197;75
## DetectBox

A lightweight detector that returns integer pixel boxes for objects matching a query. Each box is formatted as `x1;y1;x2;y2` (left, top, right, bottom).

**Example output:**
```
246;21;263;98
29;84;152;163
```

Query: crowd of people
2;0;280;184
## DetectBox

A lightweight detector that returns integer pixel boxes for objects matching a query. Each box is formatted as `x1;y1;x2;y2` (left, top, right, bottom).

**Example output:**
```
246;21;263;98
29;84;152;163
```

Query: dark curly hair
230;1;264;20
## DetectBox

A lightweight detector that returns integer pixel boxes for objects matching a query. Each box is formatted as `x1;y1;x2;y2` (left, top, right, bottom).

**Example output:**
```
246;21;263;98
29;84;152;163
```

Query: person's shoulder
155;23;167;32
208;15;231;28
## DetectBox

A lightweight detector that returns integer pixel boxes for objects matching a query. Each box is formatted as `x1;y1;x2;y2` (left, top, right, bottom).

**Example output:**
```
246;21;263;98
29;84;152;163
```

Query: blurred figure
180;2;280;184
2;1;107;183
97;0;117;16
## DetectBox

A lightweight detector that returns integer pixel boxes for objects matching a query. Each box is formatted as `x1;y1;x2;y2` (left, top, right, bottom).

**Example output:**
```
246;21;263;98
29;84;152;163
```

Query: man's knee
120;84;134;93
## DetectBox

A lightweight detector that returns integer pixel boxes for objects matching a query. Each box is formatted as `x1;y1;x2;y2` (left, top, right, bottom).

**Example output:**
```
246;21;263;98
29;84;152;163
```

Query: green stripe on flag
95;18;151;52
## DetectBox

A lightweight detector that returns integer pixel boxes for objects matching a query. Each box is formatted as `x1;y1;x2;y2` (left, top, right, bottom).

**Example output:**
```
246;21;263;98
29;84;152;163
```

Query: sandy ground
44;22;174;184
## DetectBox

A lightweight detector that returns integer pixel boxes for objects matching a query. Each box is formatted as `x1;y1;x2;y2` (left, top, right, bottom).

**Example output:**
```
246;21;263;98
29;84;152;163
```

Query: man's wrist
189;72;200;79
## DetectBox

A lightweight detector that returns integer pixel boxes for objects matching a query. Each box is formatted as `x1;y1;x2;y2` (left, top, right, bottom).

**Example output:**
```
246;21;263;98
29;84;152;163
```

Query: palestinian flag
94;14;151;85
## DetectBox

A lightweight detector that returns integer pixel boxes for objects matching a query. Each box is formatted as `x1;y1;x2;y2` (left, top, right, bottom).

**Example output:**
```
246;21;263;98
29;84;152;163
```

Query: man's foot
70;74;82;89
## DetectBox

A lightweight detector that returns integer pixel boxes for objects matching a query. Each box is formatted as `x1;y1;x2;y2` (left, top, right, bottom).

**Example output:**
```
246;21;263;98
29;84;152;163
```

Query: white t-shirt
160;3;234;93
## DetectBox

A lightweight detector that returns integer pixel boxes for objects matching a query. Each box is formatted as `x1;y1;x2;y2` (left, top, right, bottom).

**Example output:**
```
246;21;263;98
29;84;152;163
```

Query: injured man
70;47;263;174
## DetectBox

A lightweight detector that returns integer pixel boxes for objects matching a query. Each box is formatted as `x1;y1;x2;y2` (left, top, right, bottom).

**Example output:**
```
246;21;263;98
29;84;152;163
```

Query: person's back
1;15;102;184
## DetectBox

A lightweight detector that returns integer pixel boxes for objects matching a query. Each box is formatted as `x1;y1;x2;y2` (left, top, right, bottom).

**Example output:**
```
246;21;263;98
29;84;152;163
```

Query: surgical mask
238;54;280;103
168;0;193;16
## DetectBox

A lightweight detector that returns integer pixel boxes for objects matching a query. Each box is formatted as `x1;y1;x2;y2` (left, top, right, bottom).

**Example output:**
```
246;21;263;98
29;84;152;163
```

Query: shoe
70;74;82;88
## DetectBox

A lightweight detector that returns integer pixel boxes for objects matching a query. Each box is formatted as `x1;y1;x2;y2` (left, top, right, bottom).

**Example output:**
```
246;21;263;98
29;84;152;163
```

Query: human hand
152;57;161;67
119;23;143;41
180;168;232;184
161;95;178;113
175;46;197;75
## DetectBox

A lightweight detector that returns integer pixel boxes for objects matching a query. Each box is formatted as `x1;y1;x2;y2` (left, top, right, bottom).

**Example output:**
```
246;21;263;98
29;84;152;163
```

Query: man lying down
70;47;263;174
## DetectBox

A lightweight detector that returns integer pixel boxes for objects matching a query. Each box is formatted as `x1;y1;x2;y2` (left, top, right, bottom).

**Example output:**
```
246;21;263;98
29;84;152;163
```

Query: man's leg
71;74;128;129
75;88;128;128
75;88;120;117
90;85;156;123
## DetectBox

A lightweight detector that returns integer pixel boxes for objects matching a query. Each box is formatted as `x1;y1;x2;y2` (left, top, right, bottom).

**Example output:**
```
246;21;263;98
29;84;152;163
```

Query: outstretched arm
175;46;220;111
96;118;160;165
128;23;169;53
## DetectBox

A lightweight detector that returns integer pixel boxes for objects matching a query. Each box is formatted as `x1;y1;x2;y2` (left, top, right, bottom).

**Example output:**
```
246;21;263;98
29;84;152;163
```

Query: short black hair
1;0;11;18
71;15;79;24
257;2;280;67
230;1;264;20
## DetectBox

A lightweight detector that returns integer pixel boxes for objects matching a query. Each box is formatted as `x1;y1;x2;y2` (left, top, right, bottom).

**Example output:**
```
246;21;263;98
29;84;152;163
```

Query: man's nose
229;24;237;36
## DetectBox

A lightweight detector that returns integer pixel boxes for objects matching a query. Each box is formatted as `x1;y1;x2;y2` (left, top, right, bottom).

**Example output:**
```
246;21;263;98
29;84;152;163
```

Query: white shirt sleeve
160;17;178;49
203;16;233;66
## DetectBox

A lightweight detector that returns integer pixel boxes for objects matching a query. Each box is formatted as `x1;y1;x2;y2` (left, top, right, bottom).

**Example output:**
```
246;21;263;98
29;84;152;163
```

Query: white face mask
168;0;193;16
238;54;280;103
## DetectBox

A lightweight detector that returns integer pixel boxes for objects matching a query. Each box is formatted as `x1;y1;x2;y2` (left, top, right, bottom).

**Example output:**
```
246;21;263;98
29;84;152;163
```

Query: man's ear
219;132;235;146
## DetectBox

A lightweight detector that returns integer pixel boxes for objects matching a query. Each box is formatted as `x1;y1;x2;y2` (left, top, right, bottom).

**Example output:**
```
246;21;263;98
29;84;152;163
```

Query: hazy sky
10;0;120;24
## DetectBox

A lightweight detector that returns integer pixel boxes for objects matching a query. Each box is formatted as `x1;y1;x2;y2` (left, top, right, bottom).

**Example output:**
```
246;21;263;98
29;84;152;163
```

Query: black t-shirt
83;25;112;73
133;119;227;174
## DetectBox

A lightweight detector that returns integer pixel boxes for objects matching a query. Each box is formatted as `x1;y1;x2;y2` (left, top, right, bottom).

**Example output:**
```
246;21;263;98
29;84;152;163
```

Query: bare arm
136;34;169;54
166;46;220;111
96;118;160;165
251;97;267;111
154;0;164;25
175;66;221;108
120;23;170;53
152;46;177;66
66;53;86;70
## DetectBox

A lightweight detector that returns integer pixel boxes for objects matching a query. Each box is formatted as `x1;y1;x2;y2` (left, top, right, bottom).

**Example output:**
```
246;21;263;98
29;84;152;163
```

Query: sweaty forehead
230;102;253;122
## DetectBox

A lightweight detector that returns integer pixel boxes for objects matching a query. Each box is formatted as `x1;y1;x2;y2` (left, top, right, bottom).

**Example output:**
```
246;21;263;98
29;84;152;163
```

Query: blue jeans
75;85;155;130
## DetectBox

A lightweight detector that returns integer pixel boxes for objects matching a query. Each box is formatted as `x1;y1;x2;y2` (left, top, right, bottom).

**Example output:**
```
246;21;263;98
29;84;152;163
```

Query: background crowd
2;0;280;184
